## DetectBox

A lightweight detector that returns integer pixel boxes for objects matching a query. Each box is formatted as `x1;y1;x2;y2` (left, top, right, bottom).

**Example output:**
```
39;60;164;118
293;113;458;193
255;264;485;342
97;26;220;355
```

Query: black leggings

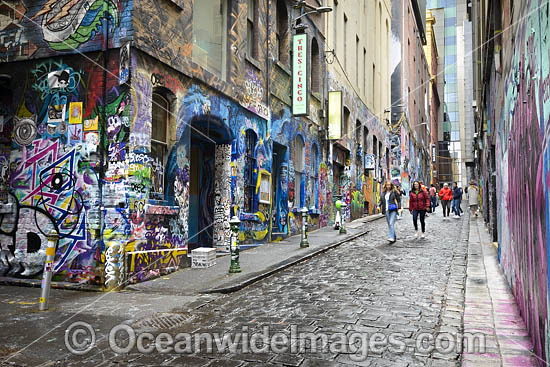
412;210;426;232
441;200;451;217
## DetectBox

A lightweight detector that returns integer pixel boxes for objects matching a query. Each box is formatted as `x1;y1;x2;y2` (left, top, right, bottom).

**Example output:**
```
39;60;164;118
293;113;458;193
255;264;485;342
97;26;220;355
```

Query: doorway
271;142;288;236
188;139;215;250
187;115;234;251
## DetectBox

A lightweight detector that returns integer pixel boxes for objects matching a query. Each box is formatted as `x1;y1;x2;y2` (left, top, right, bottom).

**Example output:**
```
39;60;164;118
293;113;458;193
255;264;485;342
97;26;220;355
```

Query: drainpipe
267;0;272;241
98;0;109;288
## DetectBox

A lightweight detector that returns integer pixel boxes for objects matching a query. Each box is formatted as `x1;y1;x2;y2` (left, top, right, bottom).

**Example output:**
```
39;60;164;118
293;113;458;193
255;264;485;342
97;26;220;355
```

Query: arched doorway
188;115;233;250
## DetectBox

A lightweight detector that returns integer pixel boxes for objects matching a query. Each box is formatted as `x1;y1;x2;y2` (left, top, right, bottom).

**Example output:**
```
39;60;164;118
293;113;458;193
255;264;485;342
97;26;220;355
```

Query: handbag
388;203;398;211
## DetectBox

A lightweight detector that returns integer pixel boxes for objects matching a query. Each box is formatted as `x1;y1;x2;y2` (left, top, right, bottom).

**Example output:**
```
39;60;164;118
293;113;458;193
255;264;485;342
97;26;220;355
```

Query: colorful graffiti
0;0;130;62
486;0;550;362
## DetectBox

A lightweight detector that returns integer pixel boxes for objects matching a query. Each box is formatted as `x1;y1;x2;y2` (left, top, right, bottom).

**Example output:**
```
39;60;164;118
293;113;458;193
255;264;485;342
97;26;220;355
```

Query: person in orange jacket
439;183;453;220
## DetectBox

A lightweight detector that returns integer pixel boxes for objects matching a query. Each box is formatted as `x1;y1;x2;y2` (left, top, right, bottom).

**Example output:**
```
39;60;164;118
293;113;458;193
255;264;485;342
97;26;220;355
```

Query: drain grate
132;312;192;331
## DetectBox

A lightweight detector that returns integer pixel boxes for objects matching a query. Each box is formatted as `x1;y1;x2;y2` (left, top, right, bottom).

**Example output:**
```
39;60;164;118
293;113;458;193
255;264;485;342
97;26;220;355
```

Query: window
311;37;320;94
247;0;258;59
363;48;367;96
373;136;378;156
293;135;304;208
355;36;359;85
343;107;350;139
343;14;348;70
276;0;288;65
363;127;369;153
309;145;318;207
192;0;228;79
244;129;257;212
372;64;375;107
355;120;361;145
151;93;170;196
332;0;338;53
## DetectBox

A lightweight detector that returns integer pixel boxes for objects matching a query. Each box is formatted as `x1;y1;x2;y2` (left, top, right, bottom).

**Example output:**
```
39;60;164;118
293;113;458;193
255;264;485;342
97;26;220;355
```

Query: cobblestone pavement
43;209;471;367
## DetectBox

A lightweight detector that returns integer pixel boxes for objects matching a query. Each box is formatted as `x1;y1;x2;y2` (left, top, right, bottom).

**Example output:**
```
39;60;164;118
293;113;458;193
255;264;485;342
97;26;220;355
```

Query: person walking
465;180;479;217
429;184;437;213
439;183;453;220
409;181;431;239
418;181;430;216
378;180;401;243
452;182;463;218
395;183;406;220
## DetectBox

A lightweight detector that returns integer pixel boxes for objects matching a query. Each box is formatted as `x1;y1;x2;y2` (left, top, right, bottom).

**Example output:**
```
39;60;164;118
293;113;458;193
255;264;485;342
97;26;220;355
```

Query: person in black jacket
378;180;401;243
452;182;463;218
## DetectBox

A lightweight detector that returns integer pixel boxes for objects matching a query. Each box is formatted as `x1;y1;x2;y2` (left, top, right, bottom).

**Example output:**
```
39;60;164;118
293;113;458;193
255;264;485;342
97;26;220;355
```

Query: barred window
244;129;257;212
309;144;318;208
294;135;304;208
151;93;169;196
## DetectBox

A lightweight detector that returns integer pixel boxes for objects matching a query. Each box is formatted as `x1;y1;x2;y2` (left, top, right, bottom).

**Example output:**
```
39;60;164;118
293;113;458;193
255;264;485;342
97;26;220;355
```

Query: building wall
404;0;430;185
326;0;392;218
0;52;120;284
481;0;550;362
424;11;440;185
0;0;339;287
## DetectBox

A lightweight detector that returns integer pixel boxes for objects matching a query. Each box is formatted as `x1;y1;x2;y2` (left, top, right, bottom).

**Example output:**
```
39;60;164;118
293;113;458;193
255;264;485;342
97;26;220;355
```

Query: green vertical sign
292;33;308;116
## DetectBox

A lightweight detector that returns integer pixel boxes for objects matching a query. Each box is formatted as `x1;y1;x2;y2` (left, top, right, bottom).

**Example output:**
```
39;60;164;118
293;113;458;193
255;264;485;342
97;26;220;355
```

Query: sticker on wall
84;131;99;145
68;102;83;124
48;70;71;89
48;104;65;123
57;121;67;135
68;124;82;144
13;116;37;146
119;42;130;85
83;116;99;131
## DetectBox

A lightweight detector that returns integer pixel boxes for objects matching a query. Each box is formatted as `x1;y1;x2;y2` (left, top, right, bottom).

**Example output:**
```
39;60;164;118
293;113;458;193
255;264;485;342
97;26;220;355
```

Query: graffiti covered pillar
214;144;231;251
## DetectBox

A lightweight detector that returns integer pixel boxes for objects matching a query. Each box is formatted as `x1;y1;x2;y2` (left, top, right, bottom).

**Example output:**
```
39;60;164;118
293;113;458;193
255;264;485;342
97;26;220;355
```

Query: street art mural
0;0;132;62
487;0;550;362
0;57;103;283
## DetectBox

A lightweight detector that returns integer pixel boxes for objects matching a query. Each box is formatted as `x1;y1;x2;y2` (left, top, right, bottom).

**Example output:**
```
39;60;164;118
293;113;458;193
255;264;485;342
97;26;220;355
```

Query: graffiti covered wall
486;0;550;362
0;0;133;62
0;52;120;284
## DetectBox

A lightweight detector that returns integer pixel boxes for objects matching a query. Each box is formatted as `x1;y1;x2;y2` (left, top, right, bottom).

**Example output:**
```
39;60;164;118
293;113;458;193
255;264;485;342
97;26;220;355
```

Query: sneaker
414;231;418;238
421;232;425;239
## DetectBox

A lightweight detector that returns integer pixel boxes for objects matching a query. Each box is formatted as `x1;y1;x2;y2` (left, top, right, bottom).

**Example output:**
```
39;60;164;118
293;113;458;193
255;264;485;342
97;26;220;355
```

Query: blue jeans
452;199;461;216
386;210;397;241
430;196;437;212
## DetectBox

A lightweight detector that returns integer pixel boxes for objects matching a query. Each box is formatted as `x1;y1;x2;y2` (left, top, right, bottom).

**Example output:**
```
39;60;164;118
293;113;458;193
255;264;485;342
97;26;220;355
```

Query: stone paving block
301;358;347;367
162;355;212;366
269;354;304;366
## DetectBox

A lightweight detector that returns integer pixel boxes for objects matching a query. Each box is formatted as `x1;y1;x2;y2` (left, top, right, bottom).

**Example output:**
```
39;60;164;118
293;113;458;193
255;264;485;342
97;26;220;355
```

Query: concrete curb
0;276;102;292
202;213;384;294
0;214;384;294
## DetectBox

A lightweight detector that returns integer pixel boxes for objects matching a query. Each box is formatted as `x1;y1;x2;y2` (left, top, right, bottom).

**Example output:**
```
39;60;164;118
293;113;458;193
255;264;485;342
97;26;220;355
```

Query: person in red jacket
409;181;431;239
438;183;453;219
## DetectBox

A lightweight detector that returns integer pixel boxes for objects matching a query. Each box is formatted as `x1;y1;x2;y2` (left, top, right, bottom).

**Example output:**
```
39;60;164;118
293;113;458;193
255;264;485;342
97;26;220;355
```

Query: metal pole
229;216;242;273
300;207;310;248
39;230;58;311
339;203;347;234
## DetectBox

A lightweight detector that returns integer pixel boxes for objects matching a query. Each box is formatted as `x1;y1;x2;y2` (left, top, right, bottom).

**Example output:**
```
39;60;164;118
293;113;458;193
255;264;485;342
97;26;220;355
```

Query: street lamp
293;2;332;30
